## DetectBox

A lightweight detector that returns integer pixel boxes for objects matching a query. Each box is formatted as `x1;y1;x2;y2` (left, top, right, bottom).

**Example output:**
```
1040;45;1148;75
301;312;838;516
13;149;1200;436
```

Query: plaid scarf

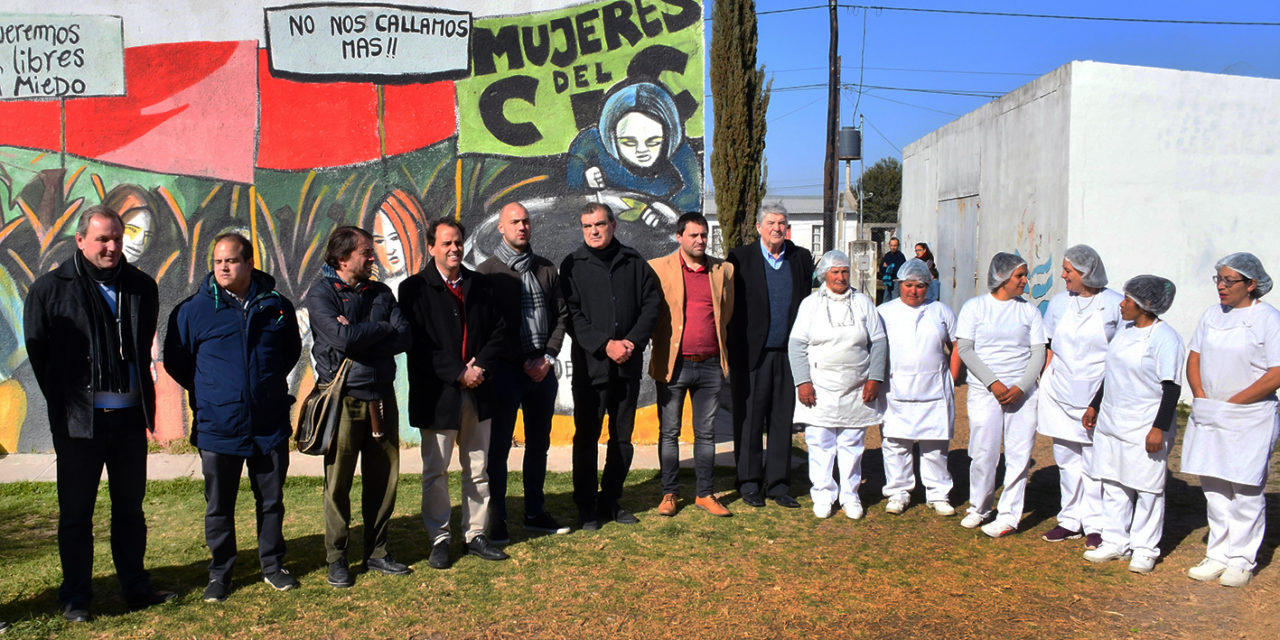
493;240;548;353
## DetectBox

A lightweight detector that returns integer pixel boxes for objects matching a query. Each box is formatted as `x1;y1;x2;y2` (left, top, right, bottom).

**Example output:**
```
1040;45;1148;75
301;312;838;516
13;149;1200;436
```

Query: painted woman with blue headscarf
566;81;701;225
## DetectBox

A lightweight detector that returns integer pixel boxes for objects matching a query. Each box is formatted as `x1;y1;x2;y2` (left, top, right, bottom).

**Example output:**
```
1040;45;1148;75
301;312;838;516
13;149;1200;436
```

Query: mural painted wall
0;0;705;452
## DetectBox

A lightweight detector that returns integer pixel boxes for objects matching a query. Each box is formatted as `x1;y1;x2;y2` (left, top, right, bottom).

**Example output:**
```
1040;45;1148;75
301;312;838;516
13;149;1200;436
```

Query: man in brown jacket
649;212;734;517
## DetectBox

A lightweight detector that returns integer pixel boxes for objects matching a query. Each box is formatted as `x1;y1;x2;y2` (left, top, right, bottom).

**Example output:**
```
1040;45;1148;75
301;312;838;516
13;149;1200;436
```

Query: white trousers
421;393;491;545
1052;438;1104;535
1202;476;1267;571
966;384;1038;528
806;426;866;508
881;437;953;503
1100;480;1164;560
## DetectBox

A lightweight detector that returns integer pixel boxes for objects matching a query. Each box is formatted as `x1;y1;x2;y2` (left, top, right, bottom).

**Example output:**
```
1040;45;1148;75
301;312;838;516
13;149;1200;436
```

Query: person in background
560;203;660;529
477;202;572;542
305;226;413;588
1081;275;1182;574
877;258;959;517
1182;253;1280;588
878;237;906;303
914;242;941;302
955;252;1047;538
23;206;174;622
649;212;735;517
727;203;815;509
400;219;508;569
1037;245;1123;551
165;233;302;602
789;251;885;519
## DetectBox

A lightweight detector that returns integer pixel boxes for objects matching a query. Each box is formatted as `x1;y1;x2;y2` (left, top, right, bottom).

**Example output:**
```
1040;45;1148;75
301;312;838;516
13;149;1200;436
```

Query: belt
681;353;717;362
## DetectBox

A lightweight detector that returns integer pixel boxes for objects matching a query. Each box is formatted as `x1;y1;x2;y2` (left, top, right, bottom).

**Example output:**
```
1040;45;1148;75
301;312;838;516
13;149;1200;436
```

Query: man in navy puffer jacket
164;233;302;603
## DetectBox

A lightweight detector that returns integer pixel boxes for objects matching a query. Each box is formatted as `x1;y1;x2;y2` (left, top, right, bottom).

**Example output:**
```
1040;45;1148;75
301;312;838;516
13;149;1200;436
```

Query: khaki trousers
421;392;491;544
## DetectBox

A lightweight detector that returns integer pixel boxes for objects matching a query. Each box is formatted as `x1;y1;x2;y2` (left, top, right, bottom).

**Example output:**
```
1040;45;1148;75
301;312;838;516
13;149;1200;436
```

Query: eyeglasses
1212;275;1248;287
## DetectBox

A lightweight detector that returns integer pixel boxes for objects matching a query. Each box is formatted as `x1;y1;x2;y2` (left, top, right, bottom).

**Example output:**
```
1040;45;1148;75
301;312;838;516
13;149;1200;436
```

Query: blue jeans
488;360;559;523
656;356;723;497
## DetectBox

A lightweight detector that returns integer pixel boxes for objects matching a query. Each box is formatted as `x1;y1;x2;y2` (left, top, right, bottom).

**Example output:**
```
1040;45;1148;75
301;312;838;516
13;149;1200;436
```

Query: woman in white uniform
1081;275;1182;574
878;258;960;516
1038;245;1123;549
1182;253;1280;588
789;251;887;520
955;252;1047;538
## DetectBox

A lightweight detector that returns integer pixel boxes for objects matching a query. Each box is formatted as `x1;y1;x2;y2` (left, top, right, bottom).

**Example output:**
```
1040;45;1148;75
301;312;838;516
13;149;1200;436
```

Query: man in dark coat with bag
165;233;302;602
304;226;412;588
399;217;508;569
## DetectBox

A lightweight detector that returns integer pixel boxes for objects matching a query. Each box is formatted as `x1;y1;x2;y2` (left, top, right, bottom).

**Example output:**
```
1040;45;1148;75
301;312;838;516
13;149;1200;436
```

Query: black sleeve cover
1153;380;1181;431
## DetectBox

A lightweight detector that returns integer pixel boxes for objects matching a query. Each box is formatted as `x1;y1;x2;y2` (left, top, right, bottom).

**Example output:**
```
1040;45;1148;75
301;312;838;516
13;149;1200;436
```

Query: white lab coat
1092;321;1185;494
789;285;885;429
1038;289;1123;443
1181;301;1280;486
877;298;955;441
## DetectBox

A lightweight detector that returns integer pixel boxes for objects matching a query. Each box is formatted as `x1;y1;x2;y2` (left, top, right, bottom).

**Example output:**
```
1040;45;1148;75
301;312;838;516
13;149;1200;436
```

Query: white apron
1038;295;1113;442
1093;325;1172;493
793;292;884;429
1181;304;1280;486
882;302;953;441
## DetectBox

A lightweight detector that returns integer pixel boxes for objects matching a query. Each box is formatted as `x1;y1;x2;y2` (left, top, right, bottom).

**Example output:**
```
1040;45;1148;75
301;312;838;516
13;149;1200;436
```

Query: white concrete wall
1067;61;1280;340
900;63;1073;311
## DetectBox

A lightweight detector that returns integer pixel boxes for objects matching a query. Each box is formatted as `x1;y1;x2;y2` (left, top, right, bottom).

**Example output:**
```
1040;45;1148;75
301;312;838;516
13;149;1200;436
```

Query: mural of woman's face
373;212;405;277
121;208;153;263
615;111;664;168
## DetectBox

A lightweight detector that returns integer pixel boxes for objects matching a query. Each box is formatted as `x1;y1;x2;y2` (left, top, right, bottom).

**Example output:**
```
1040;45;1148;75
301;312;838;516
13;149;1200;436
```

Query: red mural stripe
382;82;458;156
0;101;60;150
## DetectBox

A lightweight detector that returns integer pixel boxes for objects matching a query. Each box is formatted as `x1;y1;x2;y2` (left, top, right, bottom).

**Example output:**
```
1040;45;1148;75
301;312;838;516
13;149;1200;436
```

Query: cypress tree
709;0;771;250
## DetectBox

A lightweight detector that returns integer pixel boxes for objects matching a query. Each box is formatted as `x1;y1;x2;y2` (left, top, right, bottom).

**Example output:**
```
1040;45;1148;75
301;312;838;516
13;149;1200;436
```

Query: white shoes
843;502;865;520
981;521;1016;538
1128;555;1157;574
959;512;985;529
1187;557;1228;582
1083;543;1131;563
1220;565;1253;588
885;496;908;515
813;503;834;519
929;501;956;516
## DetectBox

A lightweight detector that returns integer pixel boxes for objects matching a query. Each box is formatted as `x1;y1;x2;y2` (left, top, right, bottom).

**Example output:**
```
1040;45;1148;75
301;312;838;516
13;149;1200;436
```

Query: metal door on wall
935;195;979;308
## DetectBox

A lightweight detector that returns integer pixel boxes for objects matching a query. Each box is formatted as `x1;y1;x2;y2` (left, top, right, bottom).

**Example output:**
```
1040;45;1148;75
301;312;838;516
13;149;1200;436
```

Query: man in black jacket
477;202;572;543
727;202;815;509
560;203;660;530
399;218;508;569
304;226;412;588
23;206;174;622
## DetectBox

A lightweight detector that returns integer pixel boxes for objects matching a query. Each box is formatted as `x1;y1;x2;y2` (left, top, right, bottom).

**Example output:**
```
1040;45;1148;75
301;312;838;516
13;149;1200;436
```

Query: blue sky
703;2;1280;196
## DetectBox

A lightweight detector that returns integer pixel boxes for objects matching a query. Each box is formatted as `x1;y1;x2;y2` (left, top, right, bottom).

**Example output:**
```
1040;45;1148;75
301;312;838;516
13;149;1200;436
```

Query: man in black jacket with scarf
477;202;572;543
560;203;659;530
23;206;174;622
399;218;508;569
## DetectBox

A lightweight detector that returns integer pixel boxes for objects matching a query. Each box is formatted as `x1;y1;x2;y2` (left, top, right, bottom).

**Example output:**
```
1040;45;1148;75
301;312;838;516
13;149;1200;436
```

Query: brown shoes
695;494;732;517
658;493;678;516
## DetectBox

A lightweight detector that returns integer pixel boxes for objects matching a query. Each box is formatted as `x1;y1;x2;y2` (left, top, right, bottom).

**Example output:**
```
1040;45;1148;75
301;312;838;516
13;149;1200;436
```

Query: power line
771;82;1002;97
862;116;902;154
857;91;961;117
850;8;867;117
769;65;1038;76
841;4;1280;27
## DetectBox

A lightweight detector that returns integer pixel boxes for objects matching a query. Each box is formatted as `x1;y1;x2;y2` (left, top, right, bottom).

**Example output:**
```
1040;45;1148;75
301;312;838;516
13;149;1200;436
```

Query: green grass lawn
0;455;1210;640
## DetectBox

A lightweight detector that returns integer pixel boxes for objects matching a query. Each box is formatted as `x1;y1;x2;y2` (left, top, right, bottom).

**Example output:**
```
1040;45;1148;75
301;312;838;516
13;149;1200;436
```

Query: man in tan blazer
649;212;735;517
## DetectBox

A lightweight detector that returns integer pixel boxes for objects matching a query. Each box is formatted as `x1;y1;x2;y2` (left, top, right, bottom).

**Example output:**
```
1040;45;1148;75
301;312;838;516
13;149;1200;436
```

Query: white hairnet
896;258;933;283
1064;244;1108;288
1215;252;1273;297
816;250;851;281
986;252;1027;291
1123;275;1176;316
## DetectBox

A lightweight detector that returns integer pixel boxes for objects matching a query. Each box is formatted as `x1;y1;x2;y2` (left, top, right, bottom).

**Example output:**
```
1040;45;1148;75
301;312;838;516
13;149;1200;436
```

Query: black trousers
52;407;152;608
732;350;796;498
488;361;559;524
200;440;289;584
571;376;640;519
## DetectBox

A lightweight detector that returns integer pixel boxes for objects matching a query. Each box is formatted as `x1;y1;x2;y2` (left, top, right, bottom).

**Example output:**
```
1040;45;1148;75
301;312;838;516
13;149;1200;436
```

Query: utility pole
821;0;838;253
